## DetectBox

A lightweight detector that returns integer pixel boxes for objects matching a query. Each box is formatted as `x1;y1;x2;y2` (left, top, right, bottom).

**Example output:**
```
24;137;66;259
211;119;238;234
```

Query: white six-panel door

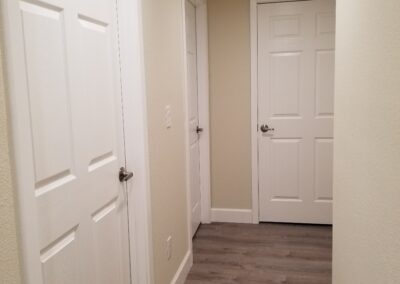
258;0;335;224
4;0;131;282
186;0;202;237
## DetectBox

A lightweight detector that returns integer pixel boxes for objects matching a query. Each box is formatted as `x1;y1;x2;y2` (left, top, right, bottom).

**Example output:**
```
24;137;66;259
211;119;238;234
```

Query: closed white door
5;0;131;283
186;0;202;237
258;0;335;224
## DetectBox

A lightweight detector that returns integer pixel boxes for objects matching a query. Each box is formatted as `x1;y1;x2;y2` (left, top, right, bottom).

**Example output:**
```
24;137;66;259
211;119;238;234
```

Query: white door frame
182;0;212;232
250;0;314;224
117;0;154;283
1;0;153;282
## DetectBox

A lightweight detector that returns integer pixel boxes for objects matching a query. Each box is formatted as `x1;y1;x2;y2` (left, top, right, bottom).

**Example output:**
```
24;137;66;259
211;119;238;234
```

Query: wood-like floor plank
185;223;332;284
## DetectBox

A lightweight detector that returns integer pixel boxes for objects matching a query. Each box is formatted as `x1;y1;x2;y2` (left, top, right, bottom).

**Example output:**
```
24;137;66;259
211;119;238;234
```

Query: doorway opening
251;0;336;224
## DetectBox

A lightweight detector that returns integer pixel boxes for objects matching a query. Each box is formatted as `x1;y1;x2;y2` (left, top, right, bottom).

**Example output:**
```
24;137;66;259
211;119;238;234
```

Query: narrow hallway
186;223;332;284
2;0;400;283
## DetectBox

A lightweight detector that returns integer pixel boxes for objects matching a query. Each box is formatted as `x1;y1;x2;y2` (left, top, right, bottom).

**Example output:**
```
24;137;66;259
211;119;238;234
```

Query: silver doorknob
119;167;134;182
260;124;275;133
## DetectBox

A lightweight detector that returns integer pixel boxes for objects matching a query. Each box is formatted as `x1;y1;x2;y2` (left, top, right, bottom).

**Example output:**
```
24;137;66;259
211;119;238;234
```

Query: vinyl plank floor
185;223;332;284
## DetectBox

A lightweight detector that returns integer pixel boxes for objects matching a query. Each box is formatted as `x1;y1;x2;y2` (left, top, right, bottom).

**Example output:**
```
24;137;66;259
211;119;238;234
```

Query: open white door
185;0;202;237
3;0;131;282
258;0;335;224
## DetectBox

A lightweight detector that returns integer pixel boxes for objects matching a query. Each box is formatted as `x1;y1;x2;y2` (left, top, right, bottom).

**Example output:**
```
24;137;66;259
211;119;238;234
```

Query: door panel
316;12;335;36
186;0;202;237
270;52;302;117
271;139;301;200
40;227;80;284
314;138;334;201
315;50;335;116
20;1;74;194
258;0;335;224
8;0;131;282
91;199;123;284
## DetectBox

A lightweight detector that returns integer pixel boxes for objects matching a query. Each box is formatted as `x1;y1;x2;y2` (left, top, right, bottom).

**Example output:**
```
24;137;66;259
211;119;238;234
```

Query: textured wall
141;0;189;283
208;0;252;209
0;27;22;284
333;0;400;282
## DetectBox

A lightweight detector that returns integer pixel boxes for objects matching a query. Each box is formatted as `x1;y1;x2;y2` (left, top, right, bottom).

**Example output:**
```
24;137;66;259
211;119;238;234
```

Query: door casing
1;0;153;282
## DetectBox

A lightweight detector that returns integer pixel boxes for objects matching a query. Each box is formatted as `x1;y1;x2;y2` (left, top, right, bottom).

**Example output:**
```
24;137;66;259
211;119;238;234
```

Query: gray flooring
185;222;332;284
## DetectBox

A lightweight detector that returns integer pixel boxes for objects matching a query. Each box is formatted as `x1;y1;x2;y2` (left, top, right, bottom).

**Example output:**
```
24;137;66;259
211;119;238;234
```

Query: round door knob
260;124;275;133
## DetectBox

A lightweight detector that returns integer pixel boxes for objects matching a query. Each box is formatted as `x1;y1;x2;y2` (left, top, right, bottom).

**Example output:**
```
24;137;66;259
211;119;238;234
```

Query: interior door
5;0;131;282
186;0;202;237
258;0;335;224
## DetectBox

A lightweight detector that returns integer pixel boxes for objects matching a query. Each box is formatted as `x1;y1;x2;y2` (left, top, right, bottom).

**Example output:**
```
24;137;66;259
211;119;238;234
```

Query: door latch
119;167;134;182
260;124;275;133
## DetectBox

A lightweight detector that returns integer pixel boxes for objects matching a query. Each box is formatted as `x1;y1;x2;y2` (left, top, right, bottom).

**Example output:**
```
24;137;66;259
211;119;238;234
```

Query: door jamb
117;0;154;283
183;0;212;238
250;0;260;224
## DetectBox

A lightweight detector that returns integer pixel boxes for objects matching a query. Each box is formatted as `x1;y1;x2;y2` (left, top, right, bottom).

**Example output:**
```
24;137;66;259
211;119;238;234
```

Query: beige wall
0;29;22;284
333;0;400;282
208;0;252;209
141;0;189;283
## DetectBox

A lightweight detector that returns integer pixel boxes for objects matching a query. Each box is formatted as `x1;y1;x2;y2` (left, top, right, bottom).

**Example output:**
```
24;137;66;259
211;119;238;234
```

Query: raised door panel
270;52;302;117
186;0;198;145
91;199;123;284
270;15;301;39
78;0;111;25
270;139;301;201
187;53;198;121
186;1;197;57
316;12;335;36
314;139;333;202
190;142;201;235
187;52;199;144
20;1;75;196
315;50;335;117
78;15;117;170
40;227;80;284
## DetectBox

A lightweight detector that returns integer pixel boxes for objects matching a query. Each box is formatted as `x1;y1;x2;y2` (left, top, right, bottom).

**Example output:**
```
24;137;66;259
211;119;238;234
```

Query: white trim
182;0;194;258
211;208;253;224
250;0;260;224
117;0;154;283
170;250;193;284
195;0;211;224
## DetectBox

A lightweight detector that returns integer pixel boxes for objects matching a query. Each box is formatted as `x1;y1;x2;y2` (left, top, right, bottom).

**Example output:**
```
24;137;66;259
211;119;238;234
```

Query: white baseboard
170;250;193;284
211;208;253;223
